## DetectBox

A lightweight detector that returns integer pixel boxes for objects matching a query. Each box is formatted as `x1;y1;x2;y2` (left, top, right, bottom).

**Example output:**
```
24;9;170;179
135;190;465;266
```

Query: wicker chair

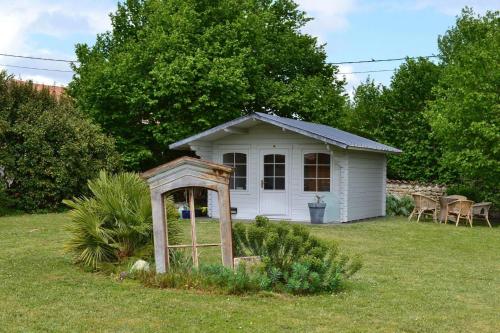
409;193;438;223
472;202;492;228
445;200;474;227
439;195;467;222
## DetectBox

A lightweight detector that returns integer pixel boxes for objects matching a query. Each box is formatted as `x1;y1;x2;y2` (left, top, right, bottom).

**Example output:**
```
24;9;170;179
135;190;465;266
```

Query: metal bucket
308;202;326;224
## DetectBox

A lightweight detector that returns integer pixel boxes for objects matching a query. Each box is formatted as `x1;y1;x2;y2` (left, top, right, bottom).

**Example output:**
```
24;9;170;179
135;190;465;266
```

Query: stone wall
386;179;447;199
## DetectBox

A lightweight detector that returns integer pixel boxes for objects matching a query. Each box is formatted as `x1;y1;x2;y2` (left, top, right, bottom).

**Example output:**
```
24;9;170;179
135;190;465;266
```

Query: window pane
234;178;246;190
223;153;234;164
234;165;246;177
275;154;285;163
304;153;316;164
318;179;330;192
275;164;285;177
263;177;274;189
264;164;274;177
275;177;285;190
235;153;246;164
304;165;316;178
317;165;330;178
229;177;235;190
264;154;274;163
304;179;316;192
317;153;330;165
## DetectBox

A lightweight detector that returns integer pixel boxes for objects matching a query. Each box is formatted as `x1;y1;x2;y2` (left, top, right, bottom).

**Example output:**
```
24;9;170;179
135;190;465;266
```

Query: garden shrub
0;179;14;216
0;72;120;211
137;217;361;295
386;194;414;217
64;171;181;269
232;216;362;294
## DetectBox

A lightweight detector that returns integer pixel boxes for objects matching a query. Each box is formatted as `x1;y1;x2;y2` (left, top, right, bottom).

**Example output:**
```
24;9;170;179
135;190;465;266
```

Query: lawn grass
0;213;498;332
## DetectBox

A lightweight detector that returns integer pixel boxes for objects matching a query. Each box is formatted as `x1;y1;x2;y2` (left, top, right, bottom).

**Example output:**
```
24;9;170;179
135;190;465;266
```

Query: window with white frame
303;153;331;192
222;152;247;190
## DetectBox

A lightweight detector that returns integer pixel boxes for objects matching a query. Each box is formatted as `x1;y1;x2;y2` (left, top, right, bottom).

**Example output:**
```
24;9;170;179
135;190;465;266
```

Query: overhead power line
329;55;439;65
0;52;78;63
0;62;395;75
0;63;74;73
1;51;439;66
338;69;395;75
0;51;438;75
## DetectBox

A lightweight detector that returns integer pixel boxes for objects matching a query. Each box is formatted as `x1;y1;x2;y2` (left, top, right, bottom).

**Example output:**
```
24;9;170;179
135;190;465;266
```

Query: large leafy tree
343;78;387;140
0;72;120;212
69;0;347;170
345;58;441;182
383;58;442;181
426;8;499;204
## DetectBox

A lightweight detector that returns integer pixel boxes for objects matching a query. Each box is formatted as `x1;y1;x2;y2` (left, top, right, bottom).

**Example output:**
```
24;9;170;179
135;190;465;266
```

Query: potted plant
308;195;326;224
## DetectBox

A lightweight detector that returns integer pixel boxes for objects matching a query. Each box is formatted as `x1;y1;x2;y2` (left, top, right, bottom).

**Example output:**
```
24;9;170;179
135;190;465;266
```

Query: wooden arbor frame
142;157;234;273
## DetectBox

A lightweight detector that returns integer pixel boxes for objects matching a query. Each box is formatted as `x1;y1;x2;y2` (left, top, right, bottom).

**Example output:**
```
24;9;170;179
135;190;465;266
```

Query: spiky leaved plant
64;171;181;269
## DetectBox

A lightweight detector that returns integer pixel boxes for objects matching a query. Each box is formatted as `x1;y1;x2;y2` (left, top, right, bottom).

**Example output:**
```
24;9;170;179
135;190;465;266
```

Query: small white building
170;113;401;223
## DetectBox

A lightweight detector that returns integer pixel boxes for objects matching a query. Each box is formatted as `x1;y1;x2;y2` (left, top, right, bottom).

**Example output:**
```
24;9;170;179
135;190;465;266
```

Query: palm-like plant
64;171;181;269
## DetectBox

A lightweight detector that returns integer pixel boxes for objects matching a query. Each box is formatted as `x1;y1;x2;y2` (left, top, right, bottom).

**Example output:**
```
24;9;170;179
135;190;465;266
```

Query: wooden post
217;184;233;268
189;188;199;268
151;191;168;273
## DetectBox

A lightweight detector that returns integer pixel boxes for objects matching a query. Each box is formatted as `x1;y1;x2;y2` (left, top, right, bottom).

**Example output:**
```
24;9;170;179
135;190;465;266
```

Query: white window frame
220;150;249;192
302;151;332;193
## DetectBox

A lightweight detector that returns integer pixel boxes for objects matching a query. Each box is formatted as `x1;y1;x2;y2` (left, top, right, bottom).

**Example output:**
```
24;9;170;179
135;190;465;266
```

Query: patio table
439;195;467;222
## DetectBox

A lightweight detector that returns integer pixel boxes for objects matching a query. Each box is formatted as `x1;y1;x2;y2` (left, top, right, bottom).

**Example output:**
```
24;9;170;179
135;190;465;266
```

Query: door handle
261;179;264;188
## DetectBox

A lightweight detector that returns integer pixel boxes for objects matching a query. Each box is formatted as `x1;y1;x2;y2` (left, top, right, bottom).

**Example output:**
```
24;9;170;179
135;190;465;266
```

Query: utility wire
329;55;438;65
0;52;78;63
1;51;438;66
0;51;438;75
0;62;394;75
0;63;74;73
338;69;395;75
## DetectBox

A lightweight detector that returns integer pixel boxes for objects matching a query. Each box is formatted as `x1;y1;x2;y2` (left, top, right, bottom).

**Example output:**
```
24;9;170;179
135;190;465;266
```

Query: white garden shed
170;112;401;223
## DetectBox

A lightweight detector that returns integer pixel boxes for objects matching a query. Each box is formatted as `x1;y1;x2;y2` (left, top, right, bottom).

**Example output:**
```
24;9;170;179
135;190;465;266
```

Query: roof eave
346;146;402;154
168;114;255;150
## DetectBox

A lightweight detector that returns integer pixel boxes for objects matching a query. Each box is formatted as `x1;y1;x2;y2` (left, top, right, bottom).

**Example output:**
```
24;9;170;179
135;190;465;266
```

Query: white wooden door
259;149;289;217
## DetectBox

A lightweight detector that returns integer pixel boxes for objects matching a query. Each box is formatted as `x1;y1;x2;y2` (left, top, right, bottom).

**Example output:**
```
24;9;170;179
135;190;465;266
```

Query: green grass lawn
0;214;499;332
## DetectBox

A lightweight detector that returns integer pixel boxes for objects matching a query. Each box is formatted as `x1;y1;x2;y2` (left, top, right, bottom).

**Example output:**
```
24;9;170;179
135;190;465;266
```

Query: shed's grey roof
170;112;401;154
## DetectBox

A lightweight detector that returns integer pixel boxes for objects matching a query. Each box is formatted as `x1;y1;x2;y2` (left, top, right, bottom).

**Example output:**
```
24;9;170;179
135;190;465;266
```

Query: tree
69;0;347;170
343;78;387;140
426;8;499;204
383;58;442;181
344;59;442;182
0;72;120;211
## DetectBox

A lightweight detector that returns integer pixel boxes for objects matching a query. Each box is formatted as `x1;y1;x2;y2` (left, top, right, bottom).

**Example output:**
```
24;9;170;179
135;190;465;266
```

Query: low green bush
386;194;414;217
64;171;181;269
232;216;362;294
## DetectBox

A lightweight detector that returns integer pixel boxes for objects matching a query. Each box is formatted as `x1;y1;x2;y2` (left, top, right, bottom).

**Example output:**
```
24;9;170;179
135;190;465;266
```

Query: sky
0;0;497;95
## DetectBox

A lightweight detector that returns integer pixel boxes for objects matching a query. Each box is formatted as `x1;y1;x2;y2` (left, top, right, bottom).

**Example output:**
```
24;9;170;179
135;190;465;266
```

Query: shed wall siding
346;151;385;221
194;124;341;222
187;123;387;222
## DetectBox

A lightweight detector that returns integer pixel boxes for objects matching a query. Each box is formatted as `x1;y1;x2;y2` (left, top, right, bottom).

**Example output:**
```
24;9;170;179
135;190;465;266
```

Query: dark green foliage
386;195;414;217
232;216;361;294
426;8;500;206
344;58;442;183
0;181;14;216
64;171;181;269
0;71;120;212
69;0;347;170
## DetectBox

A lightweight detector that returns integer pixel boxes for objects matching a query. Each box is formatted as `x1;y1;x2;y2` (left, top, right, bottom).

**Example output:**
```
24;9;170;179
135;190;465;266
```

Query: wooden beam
168;243;221;249
217;184;234;268
189;188;199;268
151;191;168;273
